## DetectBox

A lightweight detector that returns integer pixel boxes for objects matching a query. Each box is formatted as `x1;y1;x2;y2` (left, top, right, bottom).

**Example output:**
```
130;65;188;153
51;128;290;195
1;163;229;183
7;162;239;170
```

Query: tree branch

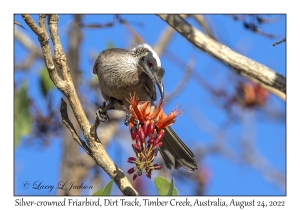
157;14;286;101
60;99;91;155
22;14;138;196
58;15;91;196
193;15;215;40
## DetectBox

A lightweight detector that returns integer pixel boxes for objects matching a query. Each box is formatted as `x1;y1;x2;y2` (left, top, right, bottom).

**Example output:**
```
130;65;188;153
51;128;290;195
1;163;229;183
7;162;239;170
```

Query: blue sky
14;14;286;196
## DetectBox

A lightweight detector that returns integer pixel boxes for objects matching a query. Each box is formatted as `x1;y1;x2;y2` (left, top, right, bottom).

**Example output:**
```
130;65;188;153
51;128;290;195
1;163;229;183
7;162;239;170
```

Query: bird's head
132;44;165;99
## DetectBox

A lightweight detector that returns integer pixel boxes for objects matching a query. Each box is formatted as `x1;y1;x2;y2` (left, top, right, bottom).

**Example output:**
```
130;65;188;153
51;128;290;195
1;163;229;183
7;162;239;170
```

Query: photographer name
57;181;93;191
25;181;93;192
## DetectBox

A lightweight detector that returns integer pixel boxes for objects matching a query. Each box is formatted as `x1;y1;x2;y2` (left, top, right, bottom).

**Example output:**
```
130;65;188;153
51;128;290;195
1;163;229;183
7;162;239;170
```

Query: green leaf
102;179;114;195
39;67;55;96
14;119;21;148
106;41;114;49
90;73;99;86
154;176;178;196
14;81;32;147
93;179;114;196
93;188;104;196
167;178;175;196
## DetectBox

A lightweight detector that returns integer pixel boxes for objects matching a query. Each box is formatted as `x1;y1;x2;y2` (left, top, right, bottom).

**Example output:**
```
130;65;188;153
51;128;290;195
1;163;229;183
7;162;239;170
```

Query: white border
4;0;295;209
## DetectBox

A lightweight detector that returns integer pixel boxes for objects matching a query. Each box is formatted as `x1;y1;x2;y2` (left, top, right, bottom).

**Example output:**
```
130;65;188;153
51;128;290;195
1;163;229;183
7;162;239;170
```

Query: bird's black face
139;54;165;99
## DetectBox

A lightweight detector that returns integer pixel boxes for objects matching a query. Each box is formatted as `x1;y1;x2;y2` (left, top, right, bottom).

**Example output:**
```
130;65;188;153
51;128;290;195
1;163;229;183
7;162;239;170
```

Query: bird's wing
159;126;198;171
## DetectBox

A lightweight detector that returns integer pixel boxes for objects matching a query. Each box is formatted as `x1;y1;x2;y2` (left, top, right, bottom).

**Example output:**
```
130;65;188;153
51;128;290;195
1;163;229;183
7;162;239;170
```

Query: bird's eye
147;60;153;67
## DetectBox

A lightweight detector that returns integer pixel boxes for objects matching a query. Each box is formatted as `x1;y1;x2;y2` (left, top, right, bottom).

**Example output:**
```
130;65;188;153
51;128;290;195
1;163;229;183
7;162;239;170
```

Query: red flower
236;82;269;108
126;93;183;180
127;93;182;130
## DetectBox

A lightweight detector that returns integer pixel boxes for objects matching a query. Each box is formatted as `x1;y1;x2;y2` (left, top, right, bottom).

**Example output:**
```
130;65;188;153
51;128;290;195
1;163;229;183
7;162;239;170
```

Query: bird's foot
96;102;112;122
120;104;132;126
124;113;132;126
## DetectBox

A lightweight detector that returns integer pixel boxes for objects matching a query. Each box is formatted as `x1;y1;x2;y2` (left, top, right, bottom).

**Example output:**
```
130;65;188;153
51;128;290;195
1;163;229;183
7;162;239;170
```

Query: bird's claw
124;113;132;126
96;102;110;122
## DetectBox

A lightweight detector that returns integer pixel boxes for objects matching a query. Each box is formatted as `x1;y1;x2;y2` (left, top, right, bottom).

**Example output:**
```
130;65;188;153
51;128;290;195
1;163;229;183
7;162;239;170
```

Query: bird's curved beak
140;64;165;99
154;76;164;99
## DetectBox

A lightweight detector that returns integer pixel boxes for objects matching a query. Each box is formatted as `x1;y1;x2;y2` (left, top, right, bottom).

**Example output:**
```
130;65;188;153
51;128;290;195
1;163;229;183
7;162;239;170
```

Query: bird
93;43;198;172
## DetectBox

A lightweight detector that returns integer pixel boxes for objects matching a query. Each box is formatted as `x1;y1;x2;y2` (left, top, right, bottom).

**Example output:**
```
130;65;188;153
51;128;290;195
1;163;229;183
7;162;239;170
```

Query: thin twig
153;15;188;56
14;27;43;70
193;15;216;40
60;98;91;155
272;38;286;47
153;25;175;56
123;22;144;44
164;56;195;102
165;50;227;97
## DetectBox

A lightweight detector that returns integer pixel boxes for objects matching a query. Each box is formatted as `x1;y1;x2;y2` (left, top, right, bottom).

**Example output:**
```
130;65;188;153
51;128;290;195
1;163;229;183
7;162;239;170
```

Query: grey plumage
93;48;155;109
93;44;198;171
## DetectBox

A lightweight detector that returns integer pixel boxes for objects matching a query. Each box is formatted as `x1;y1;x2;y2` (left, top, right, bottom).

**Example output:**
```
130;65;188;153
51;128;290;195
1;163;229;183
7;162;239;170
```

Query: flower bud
143;121;150;137
154;129;164;145
153;164;163;170
138;125;145;143
146;172;152;179
130;126;138;140
152;142;163;150
132;144;141;152
147;136;154;144
127;157;136;163
148;120;155;135
136;135;142;150
128;167;135;174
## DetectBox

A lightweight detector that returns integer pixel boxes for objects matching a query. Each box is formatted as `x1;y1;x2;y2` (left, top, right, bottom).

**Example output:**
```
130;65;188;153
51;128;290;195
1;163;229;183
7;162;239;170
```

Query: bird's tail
159;126;198;171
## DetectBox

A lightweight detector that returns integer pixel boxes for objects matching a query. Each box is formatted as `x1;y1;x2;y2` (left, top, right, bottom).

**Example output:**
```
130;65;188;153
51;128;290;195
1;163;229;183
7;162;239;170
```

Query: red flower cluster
126;93;183;180
236;82;269;107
